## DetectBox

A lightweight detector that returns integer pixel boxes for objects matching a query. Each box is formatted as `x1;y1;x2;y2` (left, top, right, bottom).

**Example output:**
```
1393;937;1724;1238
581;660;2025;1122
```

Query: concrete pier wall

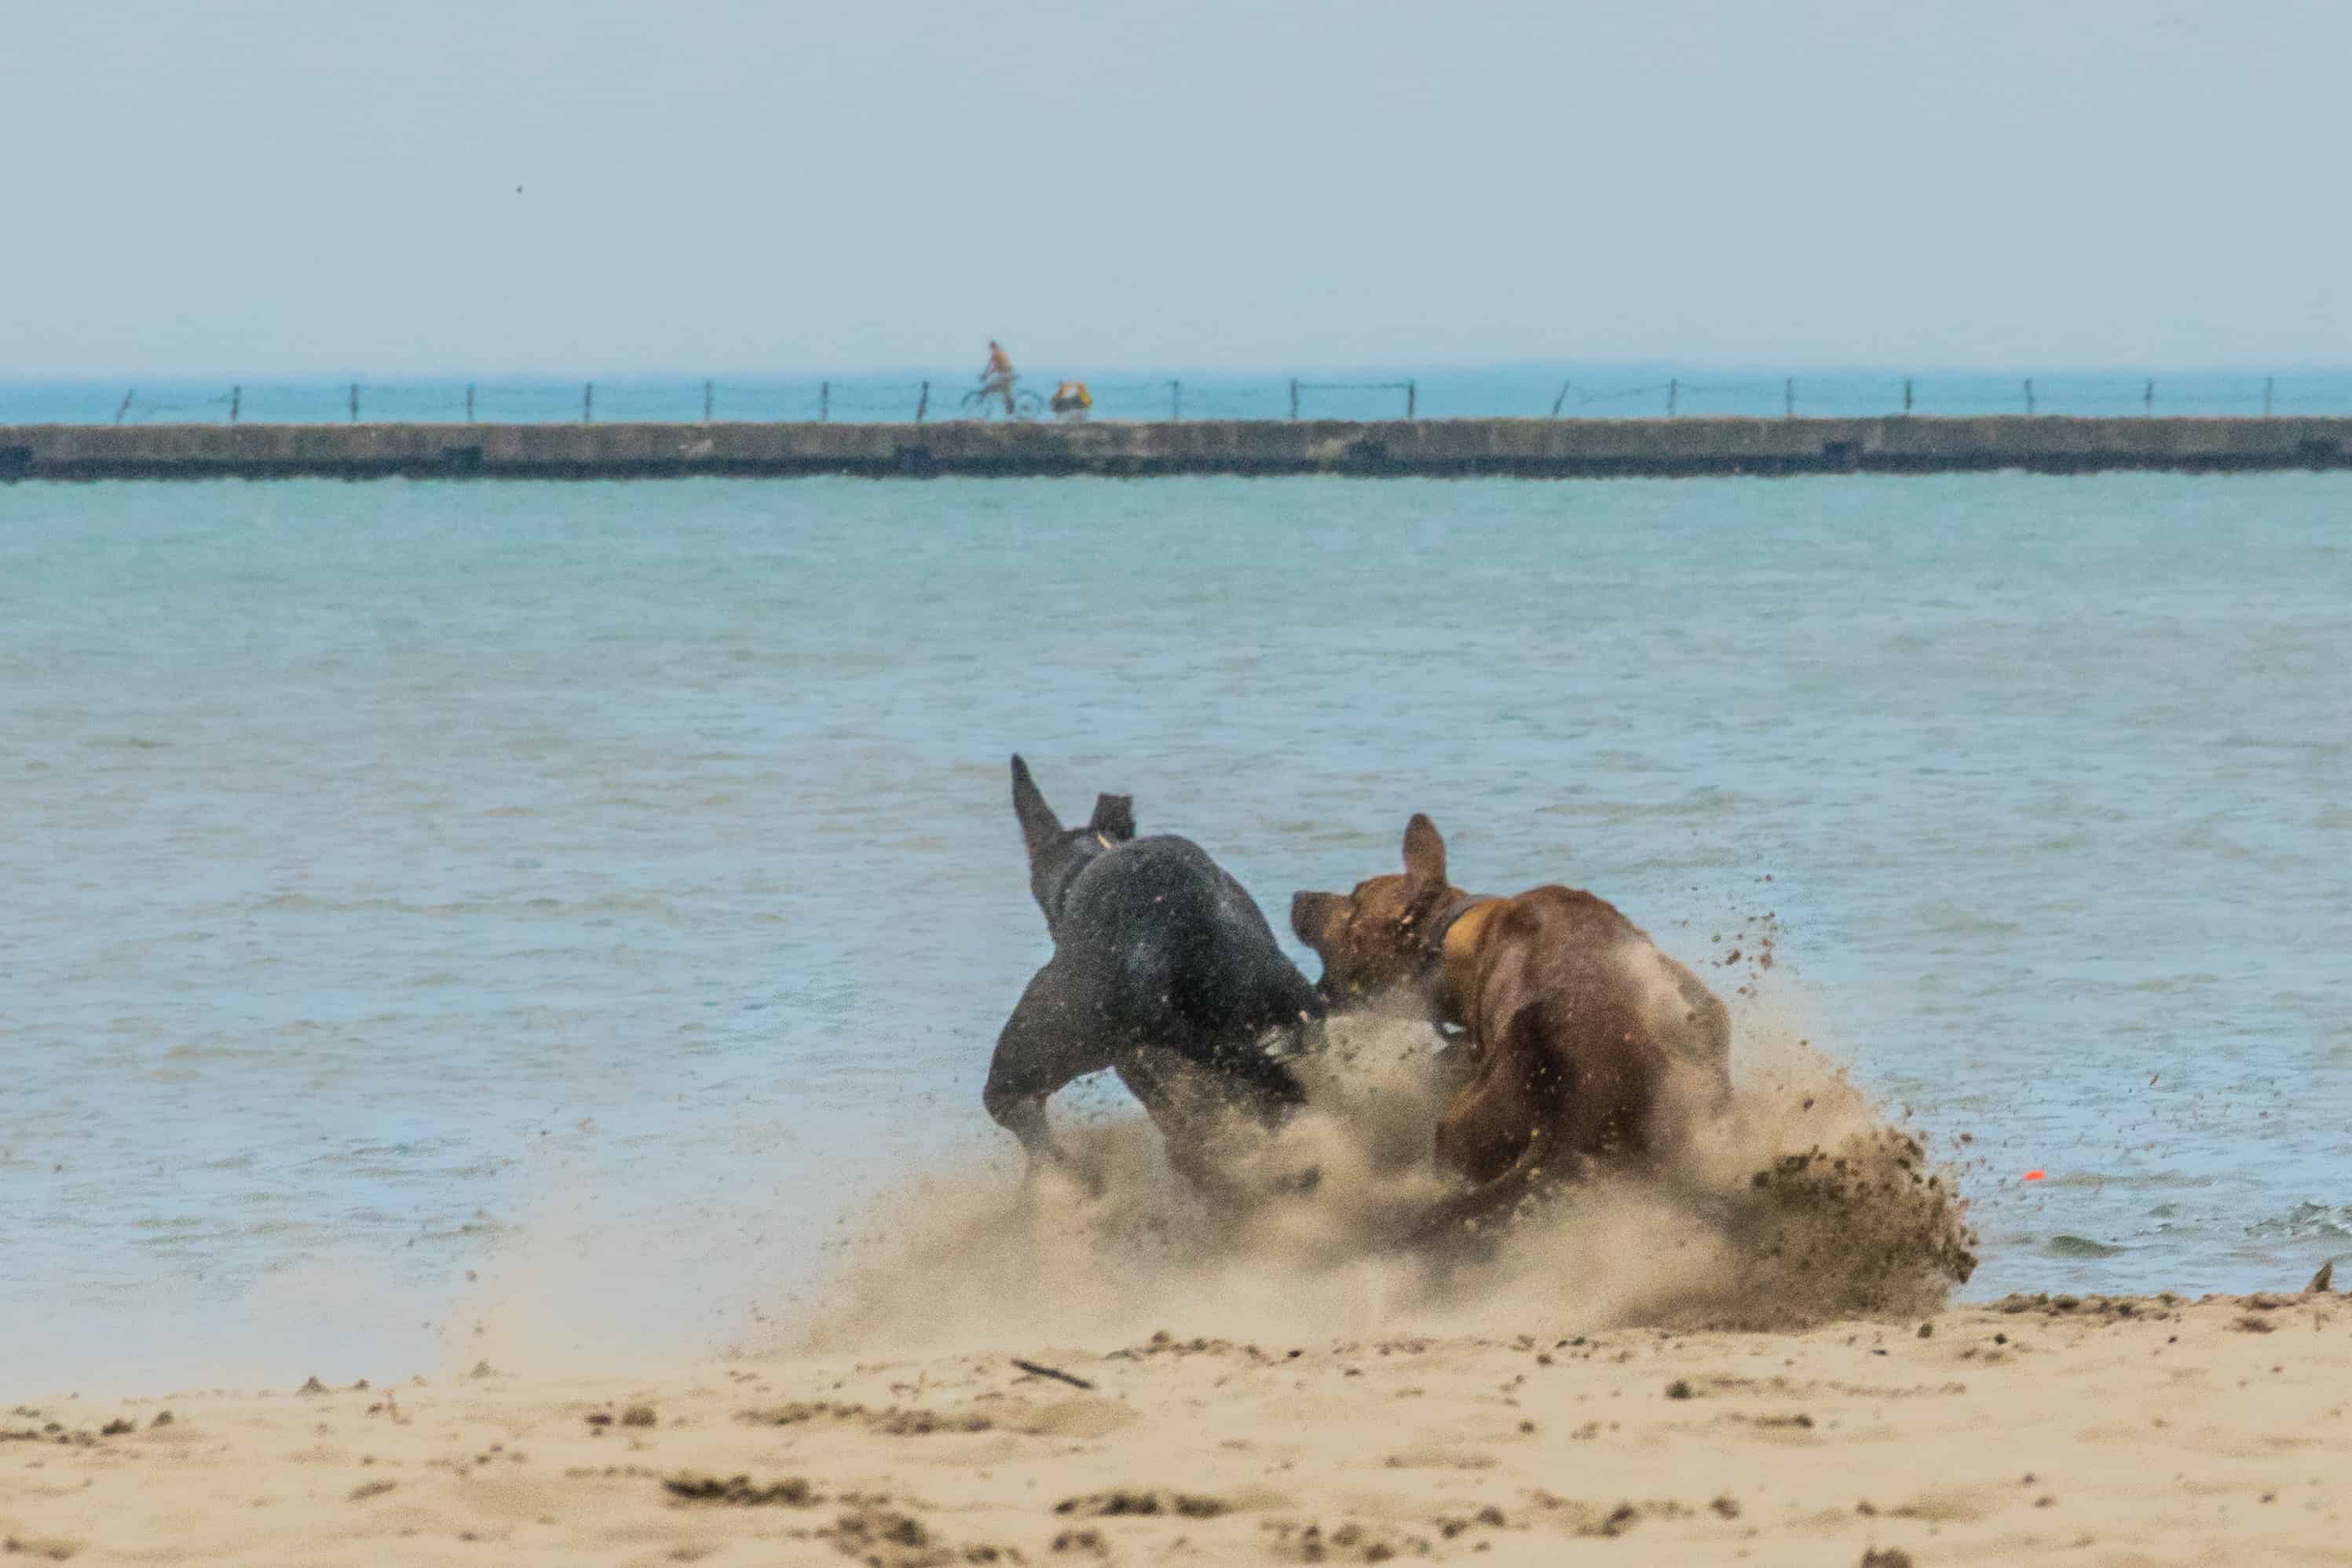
4;417;2350;481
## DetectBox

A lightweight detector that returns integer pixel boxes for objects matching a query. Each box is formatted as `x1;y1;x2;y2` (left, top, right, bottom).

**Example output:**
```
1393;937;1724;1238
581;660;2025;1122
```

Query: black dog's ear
1089;793;1136;843
1011;755;1062;861
1402;813;1448;908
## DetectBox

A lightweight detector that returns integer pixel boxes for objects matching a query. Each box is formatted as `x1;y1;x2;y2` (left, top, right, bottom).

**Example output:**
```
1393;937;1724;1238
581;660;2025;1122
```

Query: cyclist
979;340;1018;416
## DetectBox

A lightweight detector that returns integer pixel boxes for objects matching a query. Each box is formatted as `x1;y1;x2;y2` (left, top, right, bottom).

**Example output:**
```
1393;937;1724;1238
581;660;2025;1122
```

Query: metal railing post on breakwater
48;374;2352;434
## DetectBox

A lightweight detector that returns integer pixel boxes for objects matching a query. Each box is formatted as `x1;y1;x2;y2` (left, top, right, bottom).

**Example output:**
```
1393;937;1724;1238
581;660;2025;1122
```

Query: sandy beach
5;1288;2344;1566
12;1022;2339;1566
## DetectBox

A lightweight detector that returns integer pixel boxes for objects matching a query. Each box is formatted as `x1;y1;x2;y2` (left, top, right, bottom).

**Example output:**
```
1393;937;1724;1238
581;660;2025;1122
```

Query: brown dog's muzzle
1290;890;1340;947
1290;890;1345;1003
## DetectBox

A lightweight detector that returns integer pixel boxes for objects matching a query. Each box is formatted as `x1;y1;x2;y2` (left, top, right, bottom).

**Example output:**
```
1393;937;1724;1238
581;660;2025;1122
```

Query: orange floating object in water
2023;1170;2047;1181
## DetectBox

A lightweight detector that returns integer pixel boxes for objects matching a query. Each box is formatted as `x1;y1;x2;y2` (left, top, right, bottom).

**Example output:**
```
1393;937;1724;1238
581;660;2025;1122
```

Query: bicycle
961;379;1044;420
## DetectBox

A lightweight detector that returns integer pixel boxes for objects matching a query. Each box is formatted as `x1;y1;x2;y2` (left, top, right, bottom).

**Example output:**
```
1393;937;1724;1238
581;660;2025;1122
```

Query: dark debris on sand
825;1503;1023;1566
1263;1518;1432;1562
738;1399;993;1435
1055;1489;1228;1519
663;1472;820;1507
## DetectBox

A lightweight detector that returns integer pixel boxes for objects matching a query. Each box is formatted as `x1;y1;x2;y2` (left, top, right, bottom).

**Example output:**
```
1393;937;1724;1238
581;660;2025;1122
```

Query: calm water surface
2;475;2347;1390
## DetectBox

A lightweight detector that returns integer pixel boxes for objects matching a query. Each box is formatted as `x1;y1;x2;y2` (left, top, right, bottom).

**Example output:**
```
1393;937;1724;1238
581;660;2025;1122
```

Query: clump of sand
791;1005;1975;1357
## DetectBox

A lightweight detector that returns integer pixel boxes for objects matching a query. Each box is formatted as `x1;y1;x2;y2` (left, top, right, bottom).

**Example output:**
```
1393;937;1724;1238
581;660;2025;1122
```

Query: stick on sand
1012;1359;1095;1391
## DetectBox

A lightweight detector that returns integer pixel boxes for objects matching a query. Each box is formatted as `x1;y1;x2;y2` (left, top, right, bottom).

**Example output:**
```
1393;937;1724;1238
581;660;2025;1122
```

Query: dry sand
5;1289;2348;1566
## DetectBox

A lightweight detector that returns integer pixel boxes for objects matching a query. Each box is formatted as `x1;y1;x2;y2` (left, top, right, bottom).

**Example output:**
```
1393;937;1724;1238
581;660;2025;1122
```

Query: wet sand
5;1290;2344;1566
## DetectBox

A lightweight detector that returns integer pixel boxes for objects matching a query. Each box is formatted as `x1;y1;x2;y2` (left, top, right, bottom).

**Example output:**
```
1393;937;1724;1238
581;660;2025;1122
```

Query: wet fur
984;757;1322;1188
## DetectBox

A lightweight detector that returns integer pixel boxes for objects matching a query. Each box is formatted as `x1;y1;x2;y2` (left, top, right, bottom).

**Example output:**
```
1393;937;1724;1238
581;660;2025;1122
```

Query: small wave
2127;973;2222;995
2037;1170;2211;1191
1915;904;2026;938
1535;790;1747;822
249;890;686;920
2245;1203;2352;1241
2044;1234;2128;1258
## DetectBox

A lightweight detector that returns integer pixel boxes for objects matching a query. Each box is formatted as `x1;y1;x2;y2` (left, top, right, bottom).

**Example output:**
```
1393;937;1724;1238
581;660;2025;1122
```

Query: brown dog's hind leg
1399;1134;1564;1249
1407;998;1605;1249
1403;1042;1658;1249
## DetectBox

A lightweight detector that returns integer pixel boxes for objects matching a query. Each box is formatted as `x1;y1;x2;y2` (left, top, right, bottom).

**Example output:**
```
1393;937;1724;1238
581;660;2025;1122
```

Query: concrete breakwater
5;416;2351;481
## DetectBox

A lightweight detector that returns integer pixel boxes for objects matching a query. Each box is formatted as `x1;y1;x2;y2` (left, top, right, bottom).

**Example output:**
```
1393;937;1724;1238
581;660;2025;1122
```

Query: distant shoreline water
9;368;2352;426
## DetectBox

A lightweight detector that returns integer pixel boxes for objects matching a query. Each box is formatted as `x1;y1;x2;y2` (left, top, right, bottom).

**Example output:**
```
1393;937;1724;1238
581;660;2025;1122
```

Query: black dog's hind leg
983;963;1111;1173
1194;959;1322;1128
1205;1029;1311;1128
1115;1045;1277;1204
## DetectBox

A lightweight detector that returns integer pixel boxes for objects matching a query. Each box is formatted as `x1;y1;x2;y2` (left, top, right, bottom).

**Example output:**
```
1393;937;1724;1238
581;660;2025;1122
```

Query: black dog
983;756;1323;1187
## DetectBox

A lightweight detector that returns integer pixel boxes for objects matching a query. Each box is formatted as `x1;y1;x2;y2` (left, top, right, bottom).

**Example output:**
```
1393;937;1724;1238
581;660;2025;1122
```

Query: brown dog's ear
1011;755;1063;861
1089;793;1136;843
1291;890;1339;948
1402;813;1448;908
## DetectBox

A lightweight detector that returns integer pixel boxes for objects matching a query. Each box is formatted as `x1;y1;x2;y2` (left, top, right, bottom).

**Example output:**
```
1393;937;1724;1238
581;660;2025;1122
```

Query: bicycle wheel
1011;389;1044;418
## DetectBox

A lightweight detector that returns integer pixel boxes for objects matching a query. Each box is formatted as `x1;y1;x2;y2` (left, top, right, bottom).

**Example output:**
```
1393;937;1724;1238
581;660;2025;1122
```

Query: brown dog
1290;815;1731;1238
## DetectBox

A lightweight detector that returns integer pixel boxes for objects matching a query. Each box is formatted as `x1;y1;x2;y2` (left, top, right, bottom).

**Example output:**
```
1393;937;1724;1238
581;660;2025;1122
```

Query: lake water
2;474;2347;1393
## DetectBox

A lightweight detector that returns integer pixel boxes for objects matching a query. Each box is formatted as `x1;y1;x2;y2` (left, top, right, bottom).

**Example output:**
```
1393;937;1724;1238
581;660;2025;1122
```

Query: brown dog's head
1290;814;1461;1007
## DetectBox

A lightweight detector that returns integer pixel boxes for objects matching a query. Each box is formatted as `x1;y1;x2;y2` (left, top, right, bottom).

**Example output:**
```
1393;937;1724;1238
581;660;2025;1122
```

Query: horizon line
9;361;2352;387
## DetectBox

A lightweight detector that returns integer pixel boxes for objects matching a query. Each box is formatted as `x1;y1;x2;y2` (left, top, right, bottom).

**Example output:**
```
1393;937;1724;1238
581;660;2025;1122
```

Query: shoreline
6;415;2352;481
7;1289;2343;1565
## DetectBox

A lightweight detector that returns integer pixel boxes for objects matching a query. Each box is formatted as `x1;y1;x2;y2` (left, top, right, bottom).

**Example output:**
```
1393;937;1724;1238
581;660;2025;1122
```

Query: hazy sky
5;1;2345;375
